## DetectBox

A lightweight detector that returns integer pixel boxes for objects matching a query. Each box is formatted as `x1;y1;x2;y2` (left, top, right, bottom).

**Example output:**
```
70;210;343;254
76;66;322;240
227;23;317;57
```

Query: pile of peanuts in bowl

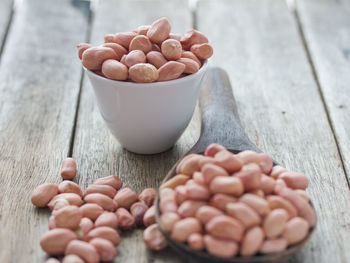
77;17;213;83
158;143;316;258
31;158;166;263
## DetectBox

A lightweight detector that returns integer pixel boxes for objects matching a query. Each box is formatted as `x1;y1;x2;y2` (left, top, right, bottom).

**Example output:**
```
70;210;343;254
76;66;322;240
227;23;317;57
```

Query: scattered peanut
31;183;58;207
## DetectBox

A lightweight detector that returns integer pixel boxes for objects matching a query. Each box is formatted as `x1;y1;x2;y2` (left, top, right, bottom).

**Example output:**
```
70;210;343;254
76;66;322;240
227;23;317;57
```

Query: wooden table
0;0;349;262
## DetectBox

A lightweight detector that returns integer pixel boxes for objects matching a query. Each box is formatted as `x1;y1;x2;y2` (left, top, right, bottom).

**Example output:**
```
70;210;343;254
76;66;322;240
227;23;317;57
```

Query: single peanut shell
157;61;185;81
77;43;92;60
89;238;117;261
226;202;261;228
143;205;156;227
101;59;128;80
84;184;117;199
129;35;152;53
130;202;148;225
85;226;120;246
143;224;168;250
204;235;239;258
146;51;167;69
171;218;202;242
65;240;99;263
129;63;158;83
115;207;135;230
115;31;137;48
84;193;116;212
195;205;223;224
82;47;118;71
147;17;171;44
79;203;104;221
102;43;127;60
95;212;118;228
263;208;289;238
58;181;83;197
113;187;138;209
139;188;156;207
94;175;122;190
176;57;199;74
40;228;77;255
55;205;82;229
160;212;180;232
31;183;58;207
161;39;182;60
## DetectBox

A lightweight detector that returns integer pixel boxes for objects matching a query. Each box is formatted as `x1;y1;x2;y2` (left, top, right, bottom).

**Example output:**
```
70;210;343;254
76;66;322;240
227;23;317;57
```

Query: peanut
77;43;92;60
266;195;298;219
188;233;204;251
160;174;190;189
190;43;213;60
102;43;127;60
240;226;264;257
204;235;238;258
175;185;187;204
84;184;117;199
129;63;158;83
192;172;206;185
94;175;122;190
79;203;104;221
46;258;60;263
125;50;147;67
52;199;70;211
143;205;156;227
180;29;208;50
186;182;210;200
209;176;243;196
129;35;152;53
84;193;116;212
82;47;117;71
260;175;276;194
239;193;270;216
159;187;176;200
143;224;168;250
89;238;117;261
171;218;202;242
138;188;156;207
169;33;181;41
226;202;261;228
146;51;167;69
296;189;310;201
77;217;94;239
178;200;206;218
270;165;287;179
55;205;82;230
259;238;288;254
157;61;185;81
195;205;223;224
152;43;161;52
114;31;137;48
104;34;116;43
279;171;309;190
113;187;138;209
204;143;226;157
161;39;182;60
282;217;309;245
48;193;83;209
214;150;243;173
65;240;100;263
48;215;56;230
95;212;119;229
176;154;202;176
147;17;171;44
85;226;120;246
62;254;85;263
181;51;201;67
274;178;287;194
31;183;58;207
136;25;150;35
234;163;261;191
40;228;77;255
160;212;180;232
201;163;229;184
130;202;148;225
206;215;244;242
115;208;135;230
263;208;289;238
159;198;178;213
58;181;83;197
176;57;199;74
101;59;128;81
209;193;237;211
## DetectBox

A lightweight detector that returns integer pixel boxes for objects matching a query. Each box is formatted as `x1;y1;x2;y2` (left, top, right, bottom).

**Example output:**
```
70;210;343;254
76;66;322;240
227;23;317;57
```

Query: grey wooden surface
0;0;350;262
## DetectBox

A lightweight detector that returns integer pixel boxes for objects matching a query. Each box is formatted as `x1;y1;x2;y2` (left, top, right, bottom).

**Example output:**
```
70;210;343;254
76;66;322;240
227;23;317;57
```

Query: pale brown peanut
48;215;56;230
77;217;94;240
266;195;297;219
209;193;237;211
160;212;180;232
46;258;61;263
31;183;58;207
195;205;223;224
146;51;167;69
209;176;244;196
239;193;270;216
115;208;135;230
139;188;156;207
48;193;83;209
62;254;85;263
143;205;156;227
188;233;204;251
130;202;148;225
104;34;116;43
84;184;117;199
61;158;77;180
152;43;161;52
283;217;309;245
176;154;202;176
115;31;137;48
234;163;261;191
94;175;122;190
215;150;243;173
270;165;287;179
77;43;92;60
143;224;168;250
158;61;185;81
176;58;199;74
102;43;127;61
226;202;261;228
160;174;190;189
259;238;288;254
178;200;206;218
129;35;152;53
113;187;138;209
263;208;289;238
190;43;213;60
206;215;244;242
169;33;181;41
181;29;208;50
161;39;182;60
295;189;310;201
160;198;178;213
55;205;82;230
279;172;309;190
84;193;116;212
201;163;229;184
65;240;99;263
240;226;265;257
181;51;201;67
186;182;210;200
205;143;226;157
279;187;316;226
89;238;117;261
40;228;77;255
52;198;70;211
129;63;159;83
193;172;206;185
101;59;128;81
274;179;287;194
58;181;83;197
85;226;120;246
79;203;104;221
82;47;117;71
125;50;147;68
260;175;276;195
175;185;187;204
147;17;171;44
136;25;150;35
95;212;118;229
171;218;202;242
204;235;239;258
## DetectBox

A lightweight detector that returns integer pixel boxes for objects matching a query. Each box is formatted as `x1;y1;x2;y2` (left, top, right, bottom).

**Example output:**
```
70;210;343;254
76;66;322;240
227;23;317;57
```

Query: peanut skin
171;218;202;242
40;228;78;255
226;202;261;228
176;57;199;74
61;158;77;180
143;224;168;250
206;215;244;242
143;205;156;227
146;51;167;69
181;29;208;50
240;226;265;257
161;39;182;60
102;43;127;60
138;188;156;207
130;202;148;225
204;235;238;258
85;226;120;246
181;51;201;67
48;193;83;209
114;31;137;48
160;212;180;232
77;43;92;60
129;35;152;54
65;240;100;263
84;184;117;199
84;193;116;212
160;174;190;189
58;181;83;197
188;233;204;251
82;47;118;71
93;175;122;190
95;212;119;228
79;203;104;221
125;50;147;67
129;63;159;83
55;205;82;230
101;59;128;81
115;208;135;230
89;238;117;261
157;61;185;81
31;183;58;207
113;187;139;209
147;17;171;44
190;43;213;60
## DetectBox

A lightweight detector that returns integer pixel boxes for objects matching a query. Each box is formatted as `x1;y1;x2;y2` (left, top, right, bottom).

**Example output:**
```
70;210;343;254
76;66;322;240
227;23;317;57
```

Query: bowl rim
84;60;208;88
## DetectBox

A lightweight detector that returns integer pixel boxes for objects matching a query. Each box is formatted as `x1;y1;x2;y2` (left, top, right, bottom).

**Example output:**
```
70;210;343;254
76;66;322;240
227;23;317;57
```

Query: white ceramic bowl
85;62;207;154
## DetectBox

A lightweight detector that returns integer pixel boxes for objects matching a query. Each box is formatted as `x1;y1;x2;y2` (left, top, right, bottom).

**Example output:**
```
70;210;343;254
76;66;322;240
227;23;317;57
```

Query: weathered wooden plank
0;0;89;262
296;0;350;186
72;0;196;262
197;0;350;262
0;0;13;53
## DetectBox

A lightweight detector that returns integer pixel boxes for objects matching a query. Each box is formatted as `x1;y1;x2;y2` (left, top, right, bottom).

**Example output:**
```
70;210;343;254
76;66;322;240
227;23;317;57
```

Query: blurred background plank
0;0;13;55
197;0;350;262
296;0;350;184
0;0;89;262
72;0;196;262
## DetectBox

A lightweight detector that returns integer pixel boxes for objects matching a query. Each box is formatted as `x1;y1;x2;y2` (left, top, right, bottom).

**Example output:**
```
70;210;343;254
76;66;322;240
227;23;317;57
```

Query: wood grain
197;0;350;262
0;0;12;53
72;0;197;262
0;0;89;262
296;0;350;183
